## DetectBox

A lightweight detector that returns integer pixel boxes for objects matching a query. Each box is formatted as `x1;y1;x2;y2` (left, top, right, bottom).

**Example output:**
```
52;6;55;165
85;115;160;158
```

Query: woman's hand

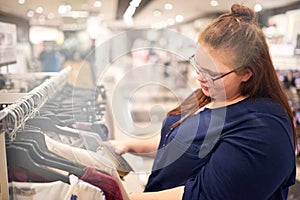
108;140;131;155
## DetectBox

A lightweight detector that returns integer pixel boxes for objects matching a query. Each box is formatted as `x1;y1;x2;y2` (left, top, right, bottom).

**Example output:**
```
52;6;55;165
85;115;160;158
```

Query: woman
111;4;296;199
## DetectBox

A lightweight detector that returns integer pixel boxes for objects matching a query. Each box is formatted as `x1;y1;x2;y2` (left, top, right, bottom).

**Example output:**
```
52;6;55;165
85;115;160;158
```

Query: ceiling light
18;0;25;5
175;15;184;23
27;10;34;17
65;5;72;11
164;3;173;10
36;7;43;14
153;9;162;17
210;0;218;7
47;13;55;19
94;1;102;8
38;15;46;24
130;0;142;7
123;0;142;25
61;11;89;18
58;5;67;14
254;4;263;12
58;4;71;14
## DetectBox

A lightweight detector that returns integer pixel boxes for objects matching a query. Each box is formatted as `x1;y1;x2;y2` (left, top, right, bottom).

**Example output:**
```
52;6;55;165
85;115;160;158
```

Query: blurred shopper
39;41;62;72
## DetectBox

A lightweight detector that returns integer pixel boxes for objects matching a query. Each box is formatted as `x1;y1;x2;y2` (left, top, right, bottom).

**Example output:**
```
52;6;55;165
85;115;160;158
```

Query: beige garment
10;176;105;200
9;181;70;200
45;135;130;200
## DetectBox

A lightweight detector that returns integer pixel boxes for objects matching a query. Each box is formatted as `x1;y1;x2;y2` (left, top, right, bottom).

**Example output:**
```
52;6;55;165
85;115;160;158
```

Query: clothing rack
0;67;71;200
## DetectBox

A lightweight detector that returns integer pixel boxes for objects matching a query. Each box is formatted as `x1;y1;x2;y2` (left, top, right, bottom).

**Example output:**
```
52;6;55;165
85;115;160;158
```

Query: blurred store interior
1;0;300;199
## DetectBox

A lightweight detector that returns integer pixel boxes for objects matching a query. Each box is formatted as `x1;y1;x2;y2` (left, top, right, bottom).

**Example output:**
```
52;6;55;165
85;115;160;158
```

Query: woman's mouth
198;77;210;91
199;80;212;96
200;83;209;91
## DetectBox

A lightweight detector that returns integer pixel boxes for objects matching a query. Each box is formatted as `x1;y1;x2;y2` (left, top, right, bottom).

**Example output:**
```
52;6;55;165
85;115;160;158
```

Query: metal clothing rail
0;67;70;200
0;66;71;141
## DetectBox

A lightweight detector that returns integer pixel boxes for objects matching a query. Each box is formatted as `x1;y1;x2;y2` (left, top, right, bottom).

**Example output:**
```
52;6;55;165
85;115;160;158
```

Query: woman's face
193;45;250;101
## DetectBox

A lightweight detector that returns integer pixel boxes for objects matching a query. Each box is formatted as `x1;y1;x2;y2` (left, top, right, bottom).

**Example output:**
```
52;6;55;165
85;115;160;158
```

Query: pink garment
45;135;129;199
80;167;123;200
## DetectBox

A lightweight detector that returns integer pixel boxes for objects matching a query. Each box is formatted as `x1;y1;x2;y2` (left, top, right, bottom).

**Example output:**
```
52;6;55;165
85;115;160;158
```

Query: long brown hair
167;4;297;149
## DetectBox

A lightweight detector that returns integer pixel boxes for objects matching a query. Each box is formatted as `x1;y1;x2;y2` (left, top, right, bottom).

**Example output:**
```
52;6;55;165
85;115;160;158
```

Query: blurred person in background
39;41;62;72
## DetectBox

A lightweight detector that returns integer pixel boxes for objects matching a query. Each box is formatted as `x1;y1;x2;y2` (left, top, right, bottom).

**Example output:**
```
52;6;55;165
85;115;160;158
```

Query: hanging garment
44;134;131;177
44;134;129;199
64;174;105;200
45;134;115;174
9;181;70;200
9;175;106;200
79;167;123;200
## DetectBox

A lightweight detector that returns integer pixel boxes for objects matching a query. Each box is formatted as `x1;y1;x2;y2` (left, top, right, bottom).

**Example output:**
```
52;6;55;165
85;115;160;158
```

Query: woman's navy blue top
144;98;296;200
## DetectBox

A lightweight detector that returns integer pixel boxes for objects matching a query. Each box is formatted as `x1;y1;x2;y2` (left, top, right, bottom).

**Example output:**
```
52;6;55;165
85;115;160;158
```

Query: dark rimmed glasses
188;54;247;82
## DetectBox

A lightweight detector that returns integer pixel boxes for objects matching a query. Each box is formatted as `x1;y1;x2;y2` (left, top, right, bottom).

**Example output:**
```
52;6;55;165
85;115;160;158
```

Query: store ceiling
0;0;300;31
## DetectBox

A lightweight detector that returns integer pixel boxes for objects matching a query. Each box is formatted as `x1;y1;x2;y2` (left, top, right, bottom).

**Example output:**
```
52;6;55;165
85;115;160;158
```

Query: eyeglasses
188;54;246;82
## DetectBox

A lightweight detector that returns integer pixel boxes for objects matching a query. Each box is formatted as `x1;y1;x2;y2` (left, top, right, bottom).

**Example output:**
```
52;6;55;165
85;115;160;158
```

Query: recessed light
210;0;218;7
164;3;173;10
27;10;34;17
175;15;184;23
153;9;162;17
18;0;25;5
36;7;43;14
94;1;102;8
58;5;67;14
65;5;72;12
38;15;46;24
48;13;55;19
254;4;263;12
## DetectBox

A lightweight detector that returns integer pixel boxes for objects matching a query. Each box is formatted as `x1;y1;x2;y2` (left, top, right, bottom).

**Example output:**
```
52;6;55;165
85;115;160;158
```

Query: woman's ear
241;68;253;82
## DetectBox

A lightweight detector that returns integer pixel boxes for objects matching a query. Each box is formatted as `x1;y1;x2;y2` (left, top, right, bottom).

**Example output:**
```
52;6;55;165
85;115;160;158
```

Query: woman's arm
129;186;184;200
109;135;160;157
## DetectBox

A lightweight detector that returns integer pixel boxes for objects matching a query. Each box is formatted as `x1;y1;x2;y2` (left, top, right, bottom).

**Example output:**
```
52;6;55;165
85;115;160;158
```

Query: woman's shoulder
231;98;293;142
226;98;290;128
226;97;283;113
242;98;286;115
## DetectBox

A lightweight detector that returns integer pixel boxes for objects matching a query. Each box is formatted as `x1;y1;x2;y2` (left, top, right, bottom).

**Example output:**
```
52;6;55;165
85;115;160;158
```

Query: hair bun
231;4;256;22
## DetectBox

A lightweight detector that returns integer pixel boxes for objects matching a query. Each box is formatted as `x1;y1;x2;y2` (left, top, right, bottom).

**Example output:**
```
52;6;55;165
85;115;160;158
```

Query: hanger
4;105;19;141
25;117;105;149
6;145;70;183
15;129;83;167
24;117;133;175
25;117;79;137
25;116;107;142
8;140;85;177
14;129;112;177
38;110;74;126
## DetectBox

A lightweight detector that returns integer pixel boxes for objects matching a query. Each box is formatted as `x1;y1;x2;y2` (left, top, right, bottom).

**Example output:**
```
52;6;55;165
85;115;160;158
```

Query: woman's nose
197;72;208;82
